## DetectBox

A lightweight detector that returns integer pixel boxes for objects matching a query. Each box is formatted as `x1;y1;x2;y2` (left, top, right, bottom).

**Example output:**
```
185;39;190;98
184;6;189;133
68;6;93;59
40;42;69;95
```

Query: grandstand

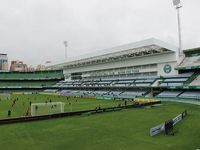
0;70;64;92
0;38;198;100
157;90;183;98
47;38;200;101
50;39;200;99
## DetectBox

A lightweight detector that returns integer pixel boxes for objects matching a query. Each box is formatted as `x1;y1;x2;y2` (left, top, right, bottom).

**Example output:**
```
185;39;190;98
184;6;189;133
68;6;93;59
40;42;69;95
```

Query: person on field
124;100;127;106
12;100;16;107
8;110;11;117
22;101;25;106
118;103;121;107
35;105;38;112
26;108;30;116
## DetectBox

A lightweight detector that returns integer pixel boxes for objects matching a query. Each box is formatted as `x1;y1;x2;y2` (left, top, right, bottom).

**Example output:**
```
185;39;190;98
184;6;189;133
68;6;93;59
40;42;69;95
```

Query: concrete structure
0;54;8;71
10;60;28;71
36;64;47;71
49;38;179;80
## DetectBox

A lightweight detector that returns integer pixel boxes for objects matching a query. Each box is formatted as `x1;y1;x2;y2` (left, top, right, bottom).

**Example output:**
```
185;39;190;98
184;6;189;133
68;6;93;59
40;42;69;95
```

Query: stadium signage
150;123;165;136
172;114;182;125
132;70;140;73
163;64;172;74
150;110;187;136
96;96;113;100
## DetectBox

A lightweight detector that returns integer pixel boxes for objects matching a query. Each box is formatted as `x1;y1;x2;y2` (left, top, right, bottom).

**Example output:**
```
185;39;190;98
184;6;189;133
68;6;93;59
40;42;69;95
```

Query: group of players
6;96;69;118
2;95;131;118
7;97;32;117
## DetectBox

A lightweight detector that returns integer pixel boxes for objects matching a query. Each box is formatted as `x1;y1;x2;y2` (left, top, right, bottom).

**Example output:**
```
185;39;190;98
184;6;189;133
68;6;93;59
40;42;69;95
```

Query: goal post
31;102;65;116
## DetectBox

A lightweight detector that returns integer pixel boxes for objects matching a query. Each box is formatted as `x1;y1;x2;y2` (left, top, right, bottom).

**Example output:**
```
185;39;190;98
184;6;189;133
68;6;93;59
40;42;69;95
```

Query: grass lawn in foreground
0;97;199;150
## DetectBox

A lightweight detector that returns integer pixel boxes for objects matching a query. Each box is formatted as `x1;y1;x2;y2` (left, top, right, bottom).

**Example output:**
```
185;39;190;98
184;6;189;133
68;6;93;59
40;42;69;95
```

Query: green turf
0;94;130;118
0;94;200;150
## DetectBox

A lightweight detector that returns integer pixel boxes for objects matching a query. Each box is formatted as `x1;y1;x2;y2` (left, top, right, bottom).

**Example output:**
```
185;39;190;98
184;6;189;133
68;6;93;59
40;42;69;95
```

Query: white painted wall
64;53;176;73
63;52;177;77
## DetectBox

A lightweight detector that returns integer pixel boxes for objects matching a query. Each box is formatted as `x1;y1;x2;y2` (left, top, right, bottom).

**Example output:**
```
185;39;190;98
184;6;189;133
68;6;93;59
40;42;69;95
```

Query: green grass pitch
0;94;129;118
0;94;200;150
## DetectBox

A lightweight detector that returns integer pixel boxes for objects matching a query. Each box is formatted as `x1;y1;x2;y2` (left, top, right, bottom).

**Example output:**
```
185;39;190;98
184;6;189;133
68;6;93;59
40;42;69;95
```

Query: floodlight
64;41;68;47
64;41;68;59
173;0;180;6
172;0;183;62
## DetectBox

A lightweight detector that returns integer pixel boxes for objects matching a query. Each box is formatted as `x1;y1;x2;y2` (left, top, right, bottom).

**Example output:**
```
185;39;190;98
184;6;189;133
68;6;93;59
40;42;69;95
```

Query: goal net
0;93;11;100
31;102;65;116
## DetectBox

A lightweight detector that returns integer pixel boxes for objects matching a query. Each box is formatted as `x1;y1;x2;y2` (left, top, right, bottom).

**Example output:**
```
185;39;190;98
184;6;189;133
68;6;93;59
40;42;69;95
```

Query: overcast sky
0;0;199;66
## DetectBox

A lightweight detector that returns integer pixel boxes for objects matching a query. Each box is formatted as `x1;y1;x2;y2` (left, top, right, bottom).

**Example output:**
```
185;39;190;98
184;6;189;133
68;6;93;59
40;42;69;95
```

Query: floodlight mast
64;41;68;59
173;0;183;61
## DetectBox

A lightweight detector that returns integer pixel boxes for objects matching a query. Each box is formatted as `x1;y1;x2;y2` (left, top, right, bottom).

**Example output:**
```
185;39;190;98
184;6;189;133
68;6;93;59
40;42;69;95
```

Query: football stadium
0;38;200;150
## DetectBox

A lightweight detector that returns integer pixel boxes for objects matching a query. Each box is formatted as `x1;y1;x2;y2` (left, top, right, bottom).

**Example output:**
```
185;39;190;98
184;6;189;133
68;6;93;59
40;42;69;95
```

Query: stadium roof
49;38;178;69
0;53;7;56
183;47;200;52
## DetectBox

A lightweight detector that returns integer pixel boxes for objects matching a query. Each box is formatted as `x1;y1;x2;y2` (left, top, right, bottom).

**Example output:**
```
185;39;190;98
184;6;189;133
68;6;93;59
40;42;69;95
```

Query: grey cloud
0;0;199;66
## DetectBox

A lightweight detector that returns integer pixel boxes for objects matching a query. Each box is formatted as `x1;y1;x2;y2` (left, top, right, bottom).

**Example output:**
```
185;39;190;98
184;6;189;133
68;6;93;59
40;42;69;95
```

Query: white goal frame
31;102;65;116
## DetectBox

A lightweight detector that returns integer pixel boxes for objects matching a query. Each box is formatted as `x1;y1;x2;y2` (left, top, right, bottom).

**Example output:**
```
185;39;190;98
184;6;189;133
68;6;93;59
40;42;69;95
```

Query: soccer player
124;100;127;106
35;105;38;112
26;108;30;116
8;110;11;117
118;103;121;107
22;101;25;107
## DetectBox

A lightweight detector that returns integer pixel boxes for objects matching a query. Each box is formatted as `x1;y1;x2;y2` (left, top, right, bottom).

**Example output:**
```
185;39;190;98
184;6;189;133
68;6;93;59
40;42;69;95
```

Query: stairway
184;71;200;86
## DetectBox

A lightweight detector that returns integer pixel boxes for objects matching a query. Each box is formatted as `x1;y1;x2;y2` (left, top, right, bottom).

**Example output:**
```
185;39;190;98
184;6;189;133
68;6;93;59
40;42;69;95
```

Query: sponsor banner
173;111;187;125
173;114;182;125
150;123;165;136
12;92;24;95
150;110;188;136
39;92;51;95
23;92;33;95
82;96;96;99
96;96;113;100
39;92;60;96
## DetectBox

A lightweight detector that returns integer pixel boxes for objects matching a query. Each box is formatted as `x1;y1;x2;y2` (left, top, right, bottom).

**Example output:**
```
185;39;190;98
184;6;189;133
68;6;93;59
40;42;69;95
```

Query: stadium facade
47;38;200;100
1;38;200;100
50;38;179;80
0;70;64;92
